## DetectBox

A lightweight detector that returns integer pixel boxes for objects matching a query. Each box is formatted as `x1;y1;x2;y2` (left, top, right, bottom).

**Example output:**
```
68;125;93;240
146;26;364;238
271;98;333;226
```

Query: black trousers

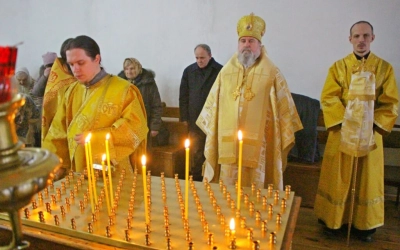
189;130;206;182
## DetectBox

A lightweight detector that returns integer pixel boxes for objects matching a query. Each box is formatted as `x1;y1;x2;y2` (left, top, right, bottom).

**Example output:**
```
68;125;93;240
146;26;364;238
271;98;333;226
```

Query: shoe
318;220;341;236
359;235;373;242
317;219;326;226
318;219;340;236
323;227;342;237
352;227;376;243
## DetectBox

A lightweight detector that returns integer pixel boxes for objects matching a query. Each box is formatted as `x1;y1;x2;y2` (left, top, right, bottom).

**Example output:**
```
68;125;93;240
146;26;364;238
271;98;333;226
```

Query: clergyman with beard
196;13;302;189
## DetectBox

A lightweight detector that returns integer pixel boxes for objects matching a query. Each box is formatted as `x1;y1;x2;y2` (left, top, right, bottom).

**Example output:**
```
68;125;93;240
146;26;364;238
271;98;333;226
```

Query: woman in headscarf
119;58;168;147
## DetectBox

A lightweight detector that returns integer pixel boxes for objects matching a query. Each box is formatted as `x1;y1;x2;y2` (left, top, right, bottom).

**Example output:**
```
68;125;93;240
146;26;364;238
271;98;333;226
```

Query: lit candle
85;134;95;213
87;133;98;203
185;139;190;220
237;130;243;211
101;154;111;216
230;218;236;237
105;133;114;205
141;155;149;224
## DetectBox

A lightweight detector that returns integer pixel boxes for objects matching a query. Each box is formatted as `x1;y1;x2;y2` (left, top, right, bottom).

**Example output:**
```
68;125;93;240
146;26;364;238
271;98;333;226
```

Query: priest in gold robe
41;39;75;142
43;35;148;180
196;13;302;190
314;21;398;242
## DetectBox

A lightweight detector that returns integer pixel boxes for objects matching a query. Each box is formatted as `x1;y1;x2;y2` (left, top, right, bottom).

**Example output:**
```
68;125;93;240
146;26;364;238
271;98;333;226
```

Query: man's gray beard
238;49;257;68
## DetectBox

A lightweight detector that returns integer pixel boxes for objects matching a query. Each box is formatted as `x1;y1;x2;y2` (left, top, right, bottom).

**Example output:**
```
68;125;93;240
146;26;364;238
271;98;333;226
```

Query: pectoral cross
244;89;255;101
232;88;241;100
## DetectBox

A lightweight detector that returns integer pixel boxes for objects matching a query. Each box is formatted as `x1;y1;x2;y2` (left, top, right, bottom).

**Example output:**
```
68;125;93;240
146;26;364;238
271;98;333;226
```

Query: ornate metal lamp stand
0;94;62;249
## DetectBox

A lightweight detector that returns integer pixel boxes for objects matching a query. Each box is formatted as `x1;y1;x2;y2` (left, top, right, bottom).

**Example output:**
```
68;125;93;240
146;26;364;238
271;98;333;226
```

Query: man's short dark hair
194;44;211;56
60;38;73;61
350;21;374;35
66;35;101;61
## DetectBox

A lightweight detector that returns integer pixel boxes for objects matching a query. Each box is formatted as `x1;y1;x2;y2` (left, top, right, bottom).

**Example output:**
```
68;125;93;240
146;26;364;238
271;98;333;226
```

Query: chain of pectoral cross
232;71;257;101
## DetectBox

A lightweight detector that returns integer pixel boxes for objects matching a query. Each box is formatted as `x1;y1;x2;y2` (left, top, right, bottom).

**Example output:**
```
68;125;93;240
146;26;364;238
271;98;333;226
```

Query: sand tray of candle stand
0;168;296;249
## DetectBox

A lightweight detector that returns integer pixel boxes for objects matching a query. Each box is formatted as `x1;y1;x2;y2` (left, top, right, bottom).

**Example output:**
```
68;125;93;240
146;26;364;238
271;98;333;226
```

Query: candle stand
0;166;298;249
0;94;62;249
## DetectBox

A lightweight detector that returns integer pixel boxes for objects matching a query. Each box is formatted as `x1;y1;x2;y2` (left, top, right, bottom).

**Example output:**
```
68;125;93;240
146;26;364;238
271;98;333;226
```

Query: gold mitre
237;13;266;41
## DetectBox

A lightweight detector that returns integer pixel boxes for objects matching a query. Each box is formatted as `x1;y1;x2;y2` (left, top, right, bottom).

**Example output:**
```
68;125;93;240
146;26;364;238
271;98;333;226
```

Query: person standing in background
179;44;222;181
32;52;57;101
29;52;57;146
119;58;168;148
13;67;41;147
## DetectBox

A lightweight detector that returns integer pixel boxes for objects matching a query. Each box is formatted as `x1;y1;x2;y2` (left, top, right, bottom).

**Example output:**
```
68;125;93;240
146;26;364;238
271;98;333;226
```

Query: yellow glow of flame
185;139;190;148
141;155;146;166
230;218;235;230
85;133;92;143
238;130;243;141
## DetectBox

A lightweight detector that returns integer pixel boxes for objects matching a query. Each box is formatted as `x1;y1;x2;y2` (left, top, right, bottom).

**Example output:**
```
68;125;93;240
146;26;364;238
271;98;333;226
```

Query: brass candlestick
229;237;236;249
252;240;261;249
0;94;62;250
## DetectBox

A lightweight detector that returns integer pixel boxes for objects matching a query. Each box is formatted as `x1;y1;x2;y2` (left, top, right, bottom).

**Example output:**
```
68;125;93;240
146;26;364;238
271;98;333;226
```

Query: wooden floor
292;200;400;250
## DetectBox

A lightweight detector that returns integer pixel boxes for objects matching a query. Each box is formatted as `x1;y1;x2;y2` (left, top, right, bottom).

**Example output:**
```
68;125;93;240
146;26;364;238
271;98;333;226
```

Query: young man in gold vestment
314;21;398;242
196;13;302;190
42;36;148;180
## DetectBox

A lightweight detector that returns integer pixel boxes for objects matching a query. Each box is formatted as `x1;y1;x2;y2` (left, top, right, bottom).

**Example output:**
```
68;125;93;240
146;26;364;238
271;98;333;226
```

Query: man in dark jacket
179;44;223;181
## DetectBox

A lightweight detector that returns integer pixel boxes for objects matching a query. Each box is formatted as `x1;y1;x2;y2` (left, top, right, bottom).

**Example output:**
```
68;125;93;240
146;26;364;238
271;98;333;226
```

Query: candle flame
238;130;243;141
102;154;106;162
230;218;235;230
141;155;146;166
85;133;92;143
185;139;190;148
106;133;110;140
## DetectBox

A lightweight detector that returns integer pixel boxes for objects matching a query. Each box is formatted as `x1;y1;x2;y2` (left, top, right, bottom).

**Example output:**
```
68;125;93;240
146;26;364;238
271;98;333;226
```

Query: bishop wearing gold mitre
196;13;302;190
